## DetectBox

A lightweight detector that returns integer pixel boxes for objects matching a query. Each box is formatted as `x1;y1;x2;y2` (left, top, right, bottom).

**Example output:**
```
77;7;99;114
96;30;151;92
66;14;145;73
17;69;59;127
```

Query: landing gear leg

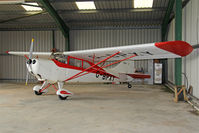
33;81;49;95
56;82;72;100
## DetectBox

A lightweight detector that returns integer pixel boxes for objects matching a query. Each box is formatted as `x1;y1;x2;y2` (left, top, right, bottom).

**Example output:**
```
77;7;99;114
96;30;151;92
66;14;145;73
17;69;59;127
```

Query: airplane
7;39;193;100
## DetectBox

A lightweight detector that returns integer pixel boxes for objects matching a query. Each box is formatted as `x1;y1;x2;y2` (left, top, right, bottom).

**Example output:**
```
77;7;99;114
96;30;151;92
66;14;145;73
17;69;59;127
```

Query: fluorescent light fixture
134;0;153;8
75;1;96;10
21;2;42;11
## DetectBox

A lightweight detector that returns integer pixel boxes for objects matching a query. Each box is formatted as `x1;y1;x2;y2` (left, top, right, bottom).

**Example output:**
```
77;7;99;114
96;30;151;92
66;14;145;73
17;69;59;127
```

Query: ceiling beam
168;0;191;23
0;7;166;16
161;0;175;41
0;11;43;15
36;0;70;51
36;0;69;34
66;19;162;24
0;11;45;24
58;7;166;14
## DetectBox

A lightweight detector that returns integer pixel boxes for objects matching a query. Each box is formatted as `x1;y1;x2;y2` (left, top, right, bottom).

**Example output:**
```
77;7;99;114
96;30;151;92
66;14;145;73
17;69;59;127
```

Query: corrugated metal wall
167;0;199;98
0;28;161;82
0;31;54;81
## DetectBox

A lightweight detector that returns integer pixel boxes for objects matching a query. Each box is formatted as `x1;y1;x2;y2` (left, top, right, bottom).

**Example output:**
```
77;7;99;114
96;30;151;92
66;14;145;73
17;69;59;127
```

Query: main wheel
34;90;42;95
58;95;68;100
128;83;132;88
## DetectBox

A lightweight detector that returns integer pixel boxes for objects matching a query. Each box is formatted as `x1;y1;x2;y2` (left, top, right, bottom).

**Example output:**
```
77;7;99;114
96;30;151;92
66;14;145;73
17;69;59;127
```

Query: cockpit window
52;54;68;64
69;58;82;68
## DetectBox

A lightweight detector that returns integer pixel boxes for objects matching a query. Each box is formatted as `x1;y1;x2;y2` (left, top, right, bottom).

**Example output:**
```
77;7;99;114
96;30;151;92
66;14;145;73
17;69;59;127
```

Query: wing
62;41;193;61
7;41;193;61
7;51;52;59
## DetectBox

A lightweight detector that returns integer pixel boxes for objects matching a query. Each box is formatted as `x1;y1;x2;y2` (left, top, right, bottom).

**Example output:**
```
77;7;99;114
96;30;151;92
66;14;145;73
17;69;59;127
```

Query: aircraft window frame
53;54;68;64
68;56;91;69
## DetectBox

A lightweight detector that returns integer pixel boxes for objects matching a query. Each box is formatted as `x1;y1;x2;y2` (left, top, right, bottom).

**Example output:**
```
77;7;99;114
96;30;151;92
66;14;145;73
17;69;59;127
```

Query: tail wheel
128;83;132;88
34;90;42;95
58;95;68;100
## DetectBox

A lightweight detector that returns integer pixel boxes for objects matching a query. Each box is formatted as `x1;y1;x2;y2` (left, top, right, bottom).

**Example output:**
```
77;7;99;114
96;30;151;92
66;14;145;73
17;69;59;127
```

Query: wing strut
65;51;121;81
68;54;137;80
65;53;137;82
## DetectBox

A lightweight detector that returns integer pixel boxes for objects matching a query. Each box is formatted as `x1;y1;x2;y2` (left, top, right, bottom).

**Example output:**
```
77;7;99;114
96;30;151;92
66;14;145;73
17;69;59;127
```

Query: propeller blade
25;38;34;85
25;70;29;85
29;38;34;59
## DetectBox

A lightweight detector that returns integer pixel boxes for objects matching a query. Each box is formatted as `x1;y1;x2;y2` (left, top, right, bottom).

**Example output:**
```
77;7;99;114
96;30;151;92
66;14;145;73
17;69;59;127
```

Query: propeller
25;38;34;85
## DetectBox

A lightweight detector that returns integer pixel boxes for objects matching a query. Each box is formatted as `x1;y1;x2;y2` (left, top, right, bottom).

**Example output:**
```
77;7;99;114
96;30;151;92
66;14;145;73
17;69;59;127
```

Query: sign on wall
154;63;162;84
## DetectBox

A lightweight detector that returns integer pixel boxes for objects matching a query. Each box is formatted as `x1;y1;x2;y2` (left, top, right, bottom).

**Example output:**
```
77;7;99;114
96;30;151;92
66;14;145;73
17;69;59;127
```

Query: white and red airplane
7;39;193;100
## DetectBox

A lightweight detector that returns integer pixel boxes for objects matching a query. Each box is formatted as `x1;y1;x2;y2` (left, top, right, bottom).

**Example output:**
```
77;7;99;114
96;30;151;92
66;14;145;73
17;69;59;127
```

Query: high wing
63;41;193;61
7;41;193;61
7;51;51;59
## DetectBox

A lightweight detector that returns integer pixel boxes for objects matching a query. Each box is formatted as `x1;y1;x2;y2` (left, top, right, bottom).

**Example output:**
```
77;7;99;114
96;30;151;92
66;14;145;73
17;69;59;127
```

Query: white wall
167;0;199;98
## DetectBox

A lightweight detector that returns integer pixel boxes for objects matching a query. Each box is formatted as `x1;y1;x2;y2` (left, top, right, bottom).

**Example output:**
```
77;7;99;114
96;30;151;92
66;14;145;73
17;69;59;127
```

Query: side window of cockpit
69;58;75;66
83;61;90;69
75;60;82;68
69;58;82;68
65;55;68;64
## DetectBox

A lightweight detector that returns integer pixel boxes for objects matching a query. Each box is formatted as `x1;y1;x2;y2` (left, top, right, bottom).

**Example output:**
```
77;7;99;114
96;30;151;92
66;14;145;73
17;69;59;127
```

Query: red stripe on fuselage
155;41;193;57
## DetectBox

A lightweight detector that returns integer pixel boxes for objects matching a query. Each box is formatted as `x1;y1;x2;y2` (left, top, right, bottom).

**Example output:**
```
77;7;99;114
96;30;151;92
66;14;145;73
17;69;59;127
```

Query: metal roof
0;0;170;30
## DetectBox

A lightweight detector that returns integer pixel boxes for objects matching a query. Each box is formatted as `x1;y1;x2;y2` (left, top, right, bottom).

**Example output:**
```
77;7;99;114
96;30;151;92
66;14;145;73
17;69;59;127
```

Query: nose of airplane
26;59;37;75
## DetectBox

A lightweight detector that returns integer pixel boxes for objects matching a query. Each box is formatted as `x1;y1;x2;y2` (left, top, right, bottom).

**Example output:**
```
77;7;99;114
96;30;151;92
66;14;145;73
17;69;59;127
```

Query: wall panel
167;0;199;98
0;31;53;82
55;30;65;51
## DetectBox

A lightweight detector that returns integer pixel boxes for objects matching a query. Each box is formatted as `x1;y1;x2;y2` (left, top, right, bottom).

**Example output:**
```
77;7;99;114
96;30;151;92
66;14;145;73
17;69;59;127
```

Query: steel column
175;0;182;86
52;30;55;48
37;0;70;51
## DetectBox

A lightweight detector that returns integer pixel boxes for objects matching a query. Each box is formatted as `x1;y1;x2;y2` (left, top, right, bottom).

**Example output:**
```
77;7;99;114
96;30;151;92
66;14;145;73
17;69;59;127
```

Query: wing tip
155;41;193;57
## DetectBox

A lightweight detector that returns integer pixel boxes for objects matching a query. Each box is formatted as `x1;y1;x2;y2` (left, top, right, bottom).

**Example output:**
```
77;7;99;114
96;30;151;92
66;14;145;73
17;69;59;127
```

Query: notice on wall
154;63;162;84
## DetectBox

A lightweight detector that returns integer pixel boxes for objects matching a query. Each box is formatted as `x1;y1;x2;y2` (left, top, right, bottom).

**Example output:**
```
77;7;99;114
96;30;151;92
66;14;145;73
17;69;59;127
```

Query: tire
102;75;106;80
96;74;99;78
58;95;68;100
128;84;132;88
34;90;42;95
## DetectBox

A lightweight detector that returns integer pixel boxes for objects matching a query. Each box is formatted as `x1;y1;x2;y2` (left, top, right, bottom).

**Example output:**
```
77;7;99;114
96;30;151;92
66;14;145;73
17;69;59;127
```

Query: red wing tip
6;51;9;54
155;41;193;57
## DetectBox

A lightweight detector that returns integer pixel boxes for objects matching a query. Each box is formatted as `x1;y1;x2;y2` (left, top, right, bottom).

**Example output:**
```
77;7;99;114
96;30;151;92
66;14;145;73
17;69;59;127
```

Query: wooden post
173;85;188;102
174;86;178;102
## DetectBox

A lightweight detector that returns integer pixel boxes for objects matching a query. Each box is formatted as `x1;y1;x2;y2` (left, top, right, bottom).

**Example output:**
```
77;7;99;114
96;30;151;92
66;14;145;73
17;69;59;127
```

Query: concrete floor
0;83;198;133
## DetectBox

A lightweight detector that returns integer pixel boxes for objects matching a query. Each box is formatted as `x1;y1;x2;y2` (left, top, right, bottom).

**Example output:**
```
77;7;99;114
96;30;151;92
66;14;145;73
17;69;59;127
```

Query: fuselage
26;58;116;83
27;58;150;84
27;58;64;83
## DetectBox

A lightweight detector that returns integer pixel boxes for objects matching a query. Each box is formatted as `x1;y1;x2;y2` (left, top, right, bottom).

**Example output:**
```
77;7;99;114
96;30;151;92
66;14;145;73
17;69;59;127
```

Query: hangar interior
1;0;199;97
0;0;199;132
